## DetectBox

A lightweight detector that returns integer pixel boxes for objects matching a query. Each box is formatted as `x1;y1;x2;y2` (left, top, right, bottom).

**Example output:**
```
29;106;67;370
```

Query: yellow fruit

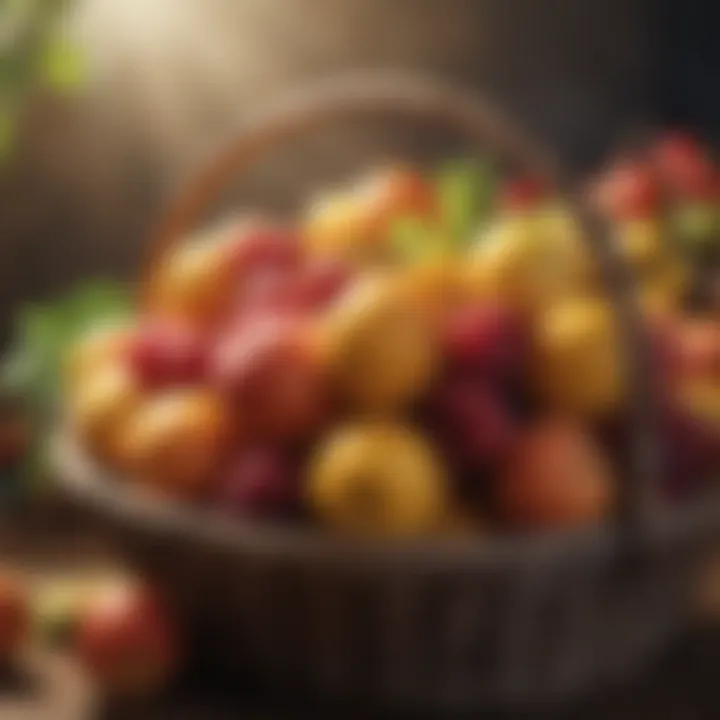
304;191;380;264
117;389;229;500
64;324;134;394
304;167;435;265
308;423;449;537
534;297;626;416
148;240;235;326
324;272;437;412
69;364;142;465
396;253;466;317
468;207;592;313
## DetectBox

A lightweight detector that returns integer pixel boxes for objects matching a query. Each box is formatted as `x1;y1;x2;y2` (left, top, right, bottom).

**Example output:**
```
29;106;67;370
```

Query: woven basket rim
51;430;720;573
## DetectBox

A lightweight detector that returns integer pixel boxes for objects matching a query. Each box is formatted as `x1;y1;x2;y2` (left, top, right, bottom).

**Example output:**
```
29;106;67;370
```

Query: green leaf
437;160;495;248
388;215;438;265
671;202;719;252
41;35;84;90
0;279;131;491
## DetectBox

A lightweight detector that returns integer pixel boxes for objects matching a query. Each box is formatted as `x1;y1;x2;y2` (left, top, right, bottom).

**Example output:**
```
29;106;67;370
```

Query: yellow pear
308;422;449;537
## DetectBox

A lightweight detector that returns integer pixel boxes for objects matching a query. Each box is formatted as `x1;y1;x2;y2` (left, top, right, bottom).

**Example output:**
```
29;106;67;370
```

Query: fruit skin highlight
308;423;449;537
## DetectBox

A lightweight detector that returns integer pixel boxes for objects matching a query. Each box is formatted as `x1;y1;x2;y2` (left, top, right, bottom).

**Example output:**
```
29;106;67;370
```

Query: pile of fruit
63;133;719;538
0;564;179;700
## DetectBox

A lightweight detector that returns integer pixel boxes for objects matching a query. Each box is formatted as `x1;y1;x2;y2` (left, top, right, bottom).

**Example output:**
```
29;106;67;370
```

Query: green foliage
389;160;496;264
0;280;132;485
436;159;495;247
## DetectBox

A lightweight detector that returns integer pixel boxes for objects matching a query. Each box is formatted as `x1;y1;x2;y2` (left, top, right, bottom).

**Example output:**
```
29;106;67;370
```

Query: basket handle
146;71;660;538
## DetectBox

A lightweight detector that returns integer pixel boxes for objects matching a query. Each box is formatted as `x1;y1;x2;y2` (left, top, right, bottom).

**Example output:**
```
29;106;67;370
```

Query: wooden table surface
1;515;719;719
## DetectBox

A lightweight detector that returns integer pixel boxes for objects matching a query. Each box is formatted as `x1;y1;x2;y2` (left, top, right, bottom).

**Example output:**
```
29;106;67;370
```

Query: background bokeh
5;0;719;342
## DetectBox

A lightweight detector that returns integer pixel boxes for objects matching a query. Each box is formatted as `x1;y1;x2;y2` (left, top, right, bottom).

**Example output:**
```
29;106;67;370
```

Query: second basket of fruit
54;74;719;710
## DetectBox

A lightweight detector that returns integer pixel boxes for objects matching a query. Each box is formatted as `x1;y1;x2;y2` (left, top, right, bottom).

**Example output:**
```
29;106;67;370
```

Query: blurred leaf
0;280;131;490
437;160;495;248
671;202;719;253
388;215;439;265
41;35;83;90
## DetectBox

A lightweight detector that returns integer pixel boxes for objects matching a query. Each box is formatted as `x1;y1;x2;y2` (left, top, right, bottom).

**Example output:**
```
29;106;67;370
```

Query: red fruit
676;318;720;379
229;224;301;277
498;419;614;530
295;258;353;310
653;132;715;199
442;302;527;380
129;318;207;389
212;318;327;440
430;378;517;471
657;404;718;499
0;569;29;665
78;583;179;698
240;266;301;315
500;176;549;212
215;447;299;520
596;160;659;219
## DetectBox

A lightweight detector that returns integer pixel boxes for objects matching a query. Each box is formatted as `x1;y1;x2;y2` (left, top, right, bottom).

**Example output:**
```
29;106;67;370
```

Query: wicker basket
53;72;720;711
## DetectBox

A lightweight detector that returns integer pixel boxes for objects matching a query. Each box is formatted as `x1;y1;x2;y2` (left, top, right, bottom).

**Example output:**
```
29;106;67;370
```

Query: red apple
77;583;180;698
497;419;614;530
129;318;208;389
0;568;29;666
212;317;328;440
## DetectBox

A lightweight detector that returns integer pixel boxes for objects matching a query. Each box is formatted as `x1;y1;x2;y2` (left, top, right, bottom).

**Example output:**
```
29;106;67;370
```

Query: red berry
215;447;299;520
78;584;180;698
430;378;517;471
129;318;208;389
500;176;549;212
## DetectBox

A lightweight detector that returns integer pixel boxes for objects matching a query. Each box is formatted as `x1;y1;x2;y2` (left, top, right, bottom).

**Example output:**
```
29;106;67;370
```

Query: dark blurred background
0;0;717;340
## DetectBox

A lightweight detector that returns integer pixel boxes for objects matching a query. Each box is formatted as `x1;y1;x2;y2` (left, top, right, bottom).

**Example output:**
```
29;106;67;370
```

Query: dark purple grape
441;302;529;382
426;376;518;475
214;447;300;520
